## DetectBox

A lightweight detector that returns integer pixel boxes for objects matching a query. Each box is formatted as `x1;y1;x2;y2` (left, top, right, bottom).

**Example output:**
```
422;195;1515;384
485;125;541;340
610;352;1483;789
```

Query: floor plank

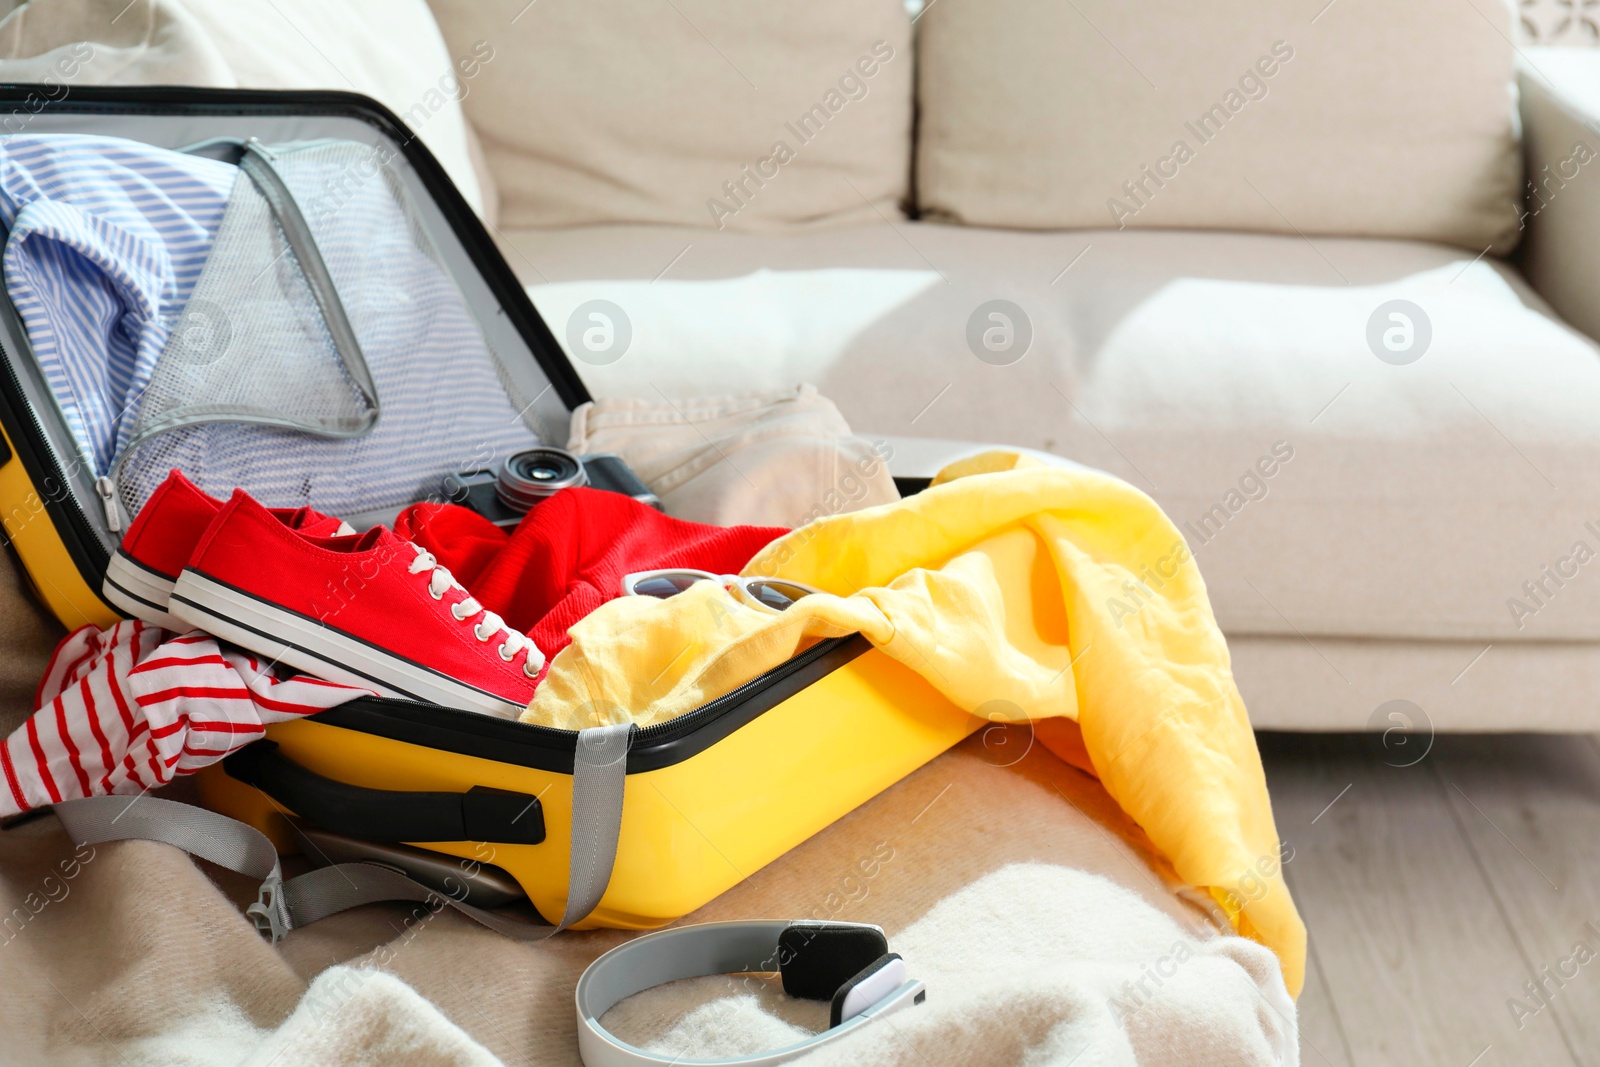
1431;734;1600;1066
1259;733;1578;1067
1285;893;1356;1067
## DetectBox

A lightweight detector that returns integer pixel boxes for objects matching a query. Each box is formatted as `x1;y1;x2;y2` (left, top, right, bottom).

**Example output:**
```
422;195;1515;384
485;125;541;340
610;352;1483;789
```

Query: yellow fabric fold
524;452;1306;996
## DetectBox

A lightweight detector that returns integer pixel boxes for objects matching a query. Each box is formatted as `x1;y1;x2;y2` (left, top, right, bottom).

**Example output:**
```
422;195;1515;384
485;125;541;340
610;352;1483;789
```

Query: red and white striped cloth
0;620;369;816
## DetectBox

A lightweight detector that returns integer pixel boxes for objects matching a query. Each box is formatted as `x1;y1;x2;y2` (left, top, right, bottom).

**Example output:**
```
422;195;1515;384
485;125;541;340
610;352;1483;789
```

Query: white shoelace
408;546;546;676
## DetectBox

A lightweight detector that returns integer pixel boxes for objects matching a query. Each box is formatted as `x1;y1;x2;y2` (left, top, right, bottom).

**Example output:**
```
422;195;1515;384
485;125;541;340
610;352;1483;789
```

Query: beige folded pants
566;385;898;528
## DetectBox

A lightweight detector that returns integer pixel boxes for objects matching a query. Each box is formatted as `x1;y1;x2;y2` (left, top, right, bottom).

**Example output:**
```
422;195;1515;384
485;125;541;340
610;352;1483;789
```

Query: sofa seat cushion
499;222;1600;644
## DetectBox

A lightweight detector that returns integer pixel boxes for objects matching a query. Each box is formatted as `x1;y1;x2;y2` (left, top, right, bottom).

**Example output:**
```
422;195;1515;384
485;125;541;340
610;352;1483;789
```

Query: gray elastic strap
52;793;293;938
50;722;633;943
54;793;282;880
236;140;378;414
561;721;631;928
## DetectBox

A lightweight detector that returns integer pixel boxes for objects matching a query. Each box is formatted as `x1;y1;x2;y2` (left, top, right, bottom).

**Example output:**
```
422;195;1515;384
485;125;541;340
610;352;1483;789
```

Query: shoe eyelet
523;661;539;678
497;643;516;662
429;586;443;601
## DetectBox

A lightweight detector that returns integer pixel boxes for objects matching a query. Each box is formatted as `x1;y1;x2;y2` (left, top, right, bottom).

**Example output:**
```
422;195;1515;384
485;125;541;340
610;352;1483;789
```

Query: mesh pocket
112;139;538;522
124;164;378;446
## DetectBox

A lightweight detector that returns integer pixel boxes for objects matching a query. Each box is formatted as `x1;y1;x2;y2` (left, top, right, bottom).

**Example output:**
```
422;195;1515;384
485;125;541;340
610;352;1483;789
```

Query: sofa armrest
1518;50;1600;343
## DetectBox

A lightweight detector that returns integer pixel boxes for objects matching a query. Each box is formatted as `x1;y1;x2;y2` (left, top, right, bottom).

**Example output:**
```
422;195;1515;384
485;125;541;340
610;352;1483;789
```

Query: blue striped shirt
0;134;232;477
0;134;538;521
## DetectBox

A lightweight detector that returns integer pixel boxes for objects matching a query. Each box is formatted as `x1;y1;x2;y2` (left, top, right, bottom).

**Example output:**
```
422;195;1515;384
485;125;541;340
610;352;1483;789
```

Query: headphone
576;920;926;1066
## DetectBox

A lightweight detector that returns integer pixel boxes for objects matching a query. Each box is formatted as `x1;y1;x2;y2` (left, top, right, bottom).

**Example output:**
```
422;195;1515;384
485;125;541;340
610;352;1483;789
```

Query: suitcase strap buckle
246;871;290;944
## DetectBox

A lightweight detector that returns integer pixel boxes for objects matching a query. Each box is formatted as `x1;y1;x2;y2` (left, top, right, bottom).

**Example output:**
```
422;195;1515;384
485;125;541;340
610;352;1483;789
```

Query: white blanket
0;742;1296;1066
608;863;1298;1066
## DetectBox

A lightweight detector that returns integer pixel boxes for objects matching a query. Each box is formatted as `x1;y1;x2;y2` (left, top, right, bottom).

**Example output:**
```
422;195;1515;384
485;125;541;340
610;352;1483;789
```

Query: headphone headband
576;920;926;1066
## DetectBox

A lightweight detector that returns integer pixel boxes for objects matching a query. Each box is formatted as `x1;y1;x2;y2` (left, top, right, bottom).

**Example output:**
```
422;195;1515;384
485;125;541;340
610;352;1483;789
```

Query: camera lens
496;447;588;512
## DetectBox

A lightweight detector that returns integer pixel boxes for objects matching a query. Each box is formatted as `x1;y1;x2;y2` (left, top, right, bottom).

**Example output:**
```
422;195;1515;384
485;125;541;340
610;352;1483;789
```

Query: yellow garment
525;452;1306;996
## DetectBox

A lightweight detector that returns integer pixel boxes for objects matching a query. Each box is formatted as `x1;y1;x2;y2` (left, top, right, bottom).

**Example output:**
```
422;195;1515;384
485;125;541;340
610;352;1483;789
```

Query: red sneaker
168;493;545;717
102;470;351;630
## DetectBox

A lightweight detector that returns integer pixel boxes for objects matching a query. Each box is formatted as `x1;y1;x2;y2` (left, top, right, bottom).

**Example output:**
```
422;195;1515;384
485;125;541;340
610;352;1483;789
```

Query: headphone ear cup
778;923;890;1000
830;953;907;1027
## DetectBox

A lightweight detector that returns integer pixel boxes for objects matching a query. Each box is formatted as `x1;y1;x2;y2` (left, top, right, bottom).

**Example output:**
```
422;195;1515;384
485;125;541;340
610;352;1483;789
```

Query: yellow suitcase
0;86;978;930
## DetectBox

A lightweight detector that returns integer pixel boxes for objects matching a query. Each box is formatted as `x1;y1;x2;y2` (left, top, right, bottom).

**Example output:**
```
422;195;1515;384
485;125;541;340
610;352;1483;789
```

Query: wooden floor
1260;732;1600;1067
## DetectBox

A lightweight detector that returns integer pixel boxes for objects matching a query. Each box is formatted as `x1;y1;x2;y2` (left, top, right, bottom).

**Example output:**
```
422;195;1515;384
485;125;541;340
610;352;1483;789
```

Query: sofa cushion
496;221;1600;645
914;0;1522;254
425;0;911;231
0;0;492;221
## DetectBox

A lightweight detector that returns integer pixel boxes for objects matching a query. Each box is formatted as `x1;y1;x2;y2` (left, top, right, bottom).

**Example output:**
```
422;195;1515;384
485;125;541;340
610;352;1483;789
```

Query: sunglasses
621;570;824;612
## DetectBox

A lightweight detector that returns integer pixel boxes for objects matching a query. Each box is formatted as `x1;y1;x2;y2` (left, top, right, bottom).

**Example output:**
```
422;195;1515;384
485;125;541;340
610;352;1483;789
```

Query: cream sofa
8;0;1600;731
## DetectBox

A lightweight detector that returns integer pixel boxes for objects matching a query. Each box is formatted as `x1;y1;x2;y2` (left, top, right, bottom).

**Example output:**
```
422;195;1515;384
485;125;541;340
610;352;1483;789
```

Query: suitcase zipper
94;476;123;532
631;637;841;746
332;634;860;755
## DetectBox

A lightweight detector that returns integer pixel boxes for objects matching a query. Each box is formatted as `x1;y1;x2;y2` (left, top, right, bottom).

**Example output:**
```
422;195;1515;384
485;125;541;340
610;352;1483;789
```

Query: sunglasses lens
744;579;814;611
631;574;704;599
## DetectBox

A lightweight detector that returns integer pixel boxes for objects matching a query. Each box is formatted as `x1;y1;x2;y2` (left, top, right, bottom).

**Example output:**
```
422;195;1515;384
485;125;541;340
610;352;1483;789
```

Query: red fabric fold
0;621;368;816
394;488;787;659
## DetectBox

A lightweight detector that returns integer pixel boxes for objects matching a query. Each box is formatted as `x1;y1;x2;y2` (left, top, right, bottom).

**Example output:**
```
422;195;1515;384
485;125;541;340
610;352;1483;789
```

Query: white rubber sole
168;570;525;719
102;549;187;631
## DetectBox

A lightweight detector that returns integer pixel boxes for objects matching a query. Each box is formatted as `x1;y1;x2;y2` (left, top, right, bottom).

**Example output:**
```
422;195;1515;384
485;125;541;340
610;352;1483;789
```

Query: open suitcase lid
0;85;590;592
